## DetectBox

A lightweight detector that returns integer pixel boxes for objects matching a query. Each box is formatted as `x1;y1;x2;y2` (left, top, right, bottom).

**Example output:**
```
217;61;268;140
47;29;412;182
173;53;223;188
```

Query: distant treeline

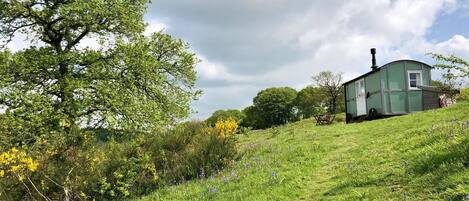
206;71;345;129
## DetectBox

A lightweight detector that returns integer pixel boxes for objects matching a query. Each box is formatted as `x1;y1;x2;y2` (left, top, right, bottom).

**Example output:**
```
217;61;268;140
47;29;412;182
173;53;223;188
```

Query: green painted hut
344;48;441;123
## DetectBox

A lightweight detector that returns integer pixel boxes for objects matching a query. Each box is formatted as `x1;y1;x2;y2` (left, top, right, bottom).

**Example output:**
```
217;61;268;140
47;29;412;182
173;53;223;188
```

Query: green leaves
295;86;326;119
428;53;469;79
0;1;200;133
0;1;202;200
0;0;149;49
428;53;468;98
251;87;298;128
88;32;200;130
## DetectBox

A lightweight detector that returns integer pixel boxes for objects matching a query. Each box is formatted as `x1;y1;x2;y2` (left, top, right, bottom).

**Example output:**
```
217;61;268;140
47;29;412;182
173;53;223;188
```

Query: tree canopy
206;109;245;126
0;0;200;132
295;86;326;119
312;71;343;114
251;87;297;128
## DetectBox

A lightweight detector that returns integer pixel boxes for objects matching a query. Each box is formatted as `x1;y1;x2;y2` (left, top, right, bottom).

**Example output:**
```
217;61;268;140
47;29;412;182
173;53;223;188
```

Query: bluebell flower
209;187;217;194
230;171;237;180
271;172;277;178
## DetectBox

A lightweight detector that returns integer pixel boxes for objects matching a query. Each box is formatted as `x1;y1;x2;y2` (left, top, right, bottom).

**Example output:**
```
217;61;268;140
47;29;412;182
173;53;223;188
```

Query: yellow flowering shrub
214;118;238;138
0;148;39;181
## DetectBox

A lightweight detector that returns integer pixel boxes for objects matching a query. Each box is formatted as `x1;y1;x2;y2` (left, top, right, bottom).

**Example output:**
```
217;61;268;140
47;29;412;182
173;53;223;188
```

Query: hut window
408;70;422;89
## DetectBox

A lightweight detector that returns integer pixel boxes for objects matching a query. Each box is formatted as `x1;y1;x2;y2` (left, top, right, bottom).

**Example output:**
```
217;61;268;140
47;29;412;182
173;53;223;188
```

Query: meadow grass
136;102;469;200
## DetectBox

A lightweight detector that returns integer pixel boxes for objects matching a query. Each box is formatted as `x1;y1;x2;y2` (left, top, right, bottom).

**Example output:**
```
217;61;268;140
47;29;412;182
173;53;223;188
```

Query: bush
456;88;469;102
206;109;245;126
0;119;238;200
147;120;238;184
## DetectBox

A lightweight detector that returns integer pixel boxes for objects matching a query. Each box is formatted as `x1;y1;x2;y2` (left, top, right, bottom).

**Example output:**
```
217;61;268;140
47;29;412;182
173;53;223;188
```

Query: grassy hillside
137;103;469;201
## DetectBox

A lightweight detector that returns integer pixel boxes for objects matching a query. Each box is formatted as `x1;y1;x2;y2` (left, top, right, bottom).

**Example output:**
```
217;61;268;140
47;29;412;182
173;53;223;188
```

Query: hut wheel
368;108;378;120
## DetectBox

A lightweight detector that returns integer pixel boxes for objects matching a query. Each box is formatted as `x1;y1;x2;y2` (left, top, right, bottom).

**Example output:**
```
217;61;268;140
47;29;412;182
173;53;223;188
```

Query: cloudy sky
7;0;469;119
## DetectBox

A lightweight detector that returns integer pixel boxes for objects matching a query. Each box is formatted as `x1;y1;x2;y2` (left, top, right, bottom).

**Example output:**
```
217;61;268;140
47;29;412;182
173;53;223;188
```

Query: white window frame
407;70;422;90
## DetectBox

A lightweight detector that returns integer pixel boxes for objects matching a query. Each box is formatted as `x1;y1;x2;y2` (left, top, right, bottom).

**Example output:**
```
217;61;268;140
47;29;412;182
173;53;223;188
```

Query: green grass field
136;103;469;201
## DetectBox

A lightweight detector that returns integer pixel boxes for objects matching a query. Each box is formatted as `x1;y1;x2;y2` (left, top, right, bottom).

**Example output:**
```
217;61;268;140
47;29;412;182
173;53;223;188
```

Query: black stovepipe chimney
371;48;378;70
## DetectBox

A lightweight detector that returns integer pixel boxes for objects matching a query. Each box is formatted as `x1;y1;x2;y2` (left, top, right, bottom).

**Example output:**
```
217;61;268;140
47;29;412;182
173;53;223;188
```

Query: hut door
355;79;366;116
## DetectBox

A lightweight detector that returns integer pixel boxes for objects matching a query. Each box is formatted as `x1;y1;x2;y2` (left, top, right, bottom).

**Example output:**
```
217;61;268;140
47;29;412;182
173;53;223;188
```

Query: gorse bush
206;110;245;126
214;118;239;138
0;148;39;181
146;120;238;185
0;119;238;200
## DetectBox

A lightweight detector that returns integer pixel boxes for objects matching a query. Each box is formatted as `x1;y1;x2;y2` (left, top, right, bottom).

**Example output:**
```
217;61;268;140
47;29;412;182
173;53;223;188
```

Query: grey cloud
146;0;467;119
148;0;344;75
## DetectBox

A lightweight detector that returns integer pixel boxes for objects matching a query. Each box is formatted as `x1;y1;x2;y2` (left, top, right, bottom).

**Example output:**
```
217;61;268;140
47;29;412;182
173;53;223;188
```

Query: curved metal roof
343;59;433;85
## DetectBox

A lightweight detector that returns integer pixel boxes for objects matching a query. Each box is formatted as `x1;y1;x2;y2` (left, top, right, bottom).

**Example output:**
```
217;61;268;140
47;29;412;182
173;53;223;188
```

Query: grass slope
137;103;469;200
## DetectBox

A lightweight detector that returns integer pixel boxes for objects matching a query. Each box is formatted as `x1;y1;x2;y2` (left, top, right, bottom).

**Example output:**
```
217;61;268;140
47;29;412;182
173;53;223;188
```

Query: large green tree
294;86;325;119
252;87;297;128
0;0;200;132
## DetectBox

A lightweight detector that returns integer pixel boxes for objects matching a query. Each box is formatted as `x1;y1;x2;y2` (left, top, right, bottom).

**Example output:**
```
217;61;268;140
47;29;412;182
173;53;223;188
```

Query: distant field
136;103;469;201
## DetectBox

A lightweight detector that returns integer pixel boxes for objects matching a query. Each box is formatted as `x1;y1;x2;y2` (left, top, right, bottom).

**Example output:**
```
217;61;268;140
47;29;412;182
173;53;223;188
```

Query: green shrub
334;113;346;123
457;88;469;102
0;119;238;200
147;120;238;184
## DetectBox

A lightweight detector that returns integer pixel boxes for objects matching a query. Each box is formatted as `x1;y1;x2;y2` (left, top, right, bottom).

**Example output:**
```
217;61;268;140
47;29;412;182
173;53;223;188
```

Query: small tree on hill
312;71;343;114
311;71;343;124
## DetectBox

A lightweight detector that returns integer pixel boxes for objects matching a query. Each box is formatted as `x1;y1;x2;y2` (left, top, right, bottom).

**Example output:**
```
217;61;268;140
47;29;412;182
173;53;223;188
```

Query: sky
7;0;469;120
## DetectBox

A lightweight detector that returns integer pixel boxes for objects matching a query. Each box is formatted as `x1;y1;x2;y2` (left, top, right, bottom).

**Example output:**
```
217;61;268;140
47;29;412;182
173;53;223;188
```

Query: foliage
250;87;298;129
145;120;238;186
137;103;469;201
312;71;343;114
214;118;239;138
457;88;469;102
428;53;468;97
429;53;469;79
0;0;200;132
240;106;264;129
431;80;446;88
206;109;245;126
312;108;334;125
0;148;38;181
0;1;201;199
0;118;239;200
294;86;326;119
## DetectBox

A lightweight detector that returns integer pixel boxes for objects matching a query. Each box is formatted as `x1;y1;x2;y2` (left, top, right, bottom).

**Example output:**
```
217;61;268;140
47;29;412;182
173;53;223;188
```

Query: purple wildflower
222;176;228;184
271;172;277;178
230;171;237;180
209;187;217;194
